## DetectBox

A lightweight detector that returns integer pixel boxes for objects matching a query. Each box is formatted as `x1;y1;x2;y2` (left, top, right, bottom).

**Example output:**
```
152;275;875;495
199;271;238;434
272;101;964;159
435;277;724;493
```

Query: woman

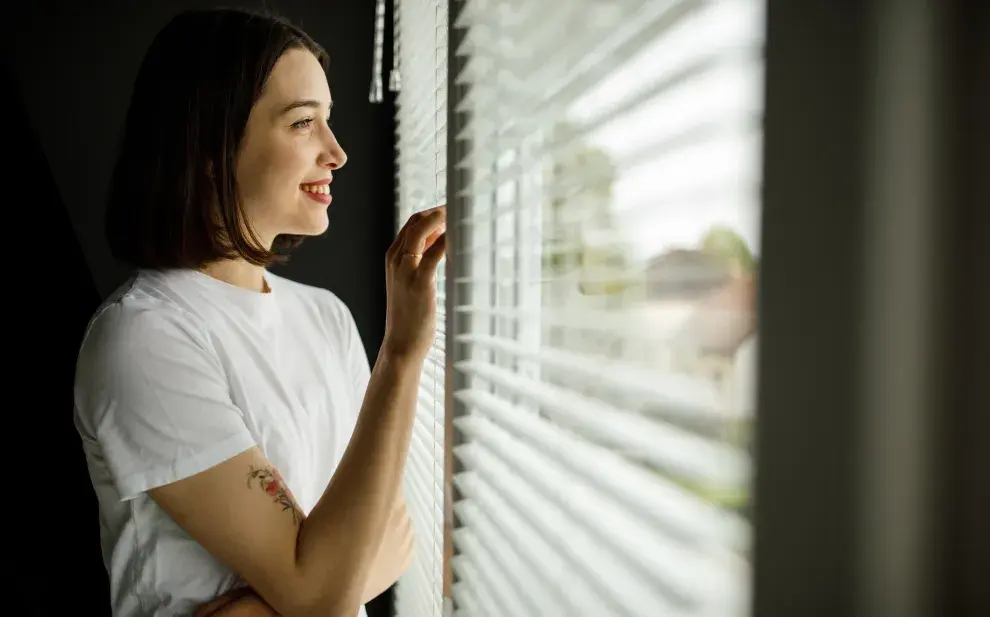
74;9;444;617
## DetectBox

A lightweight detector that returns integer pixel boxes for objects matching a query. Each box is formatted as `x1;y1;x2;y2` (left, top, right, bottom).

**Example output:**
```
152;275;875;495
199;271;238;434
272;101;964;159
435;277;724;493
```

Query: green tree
700;226;756;274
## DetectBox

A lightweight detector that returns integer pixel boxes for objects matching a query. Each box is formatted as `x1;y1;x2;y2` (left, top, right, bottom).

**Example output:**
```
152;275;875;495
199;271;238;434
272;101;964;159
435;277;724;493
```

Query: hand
382;205;447;361
193;587;279;617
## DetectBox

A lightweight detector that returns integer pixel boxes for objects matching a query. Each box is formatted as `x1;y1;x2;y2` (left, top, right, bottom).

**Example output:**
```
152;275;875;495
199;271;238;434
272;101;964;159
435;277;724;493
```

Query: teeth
303;184;329;195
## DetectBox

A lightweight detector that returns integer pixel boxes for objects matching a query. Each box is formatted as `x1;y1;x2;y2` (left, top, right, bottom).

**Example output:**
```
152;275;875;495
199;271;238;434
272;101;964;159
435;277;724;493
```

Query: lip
301;188;332;205
300;177;332;205
299;177;332;187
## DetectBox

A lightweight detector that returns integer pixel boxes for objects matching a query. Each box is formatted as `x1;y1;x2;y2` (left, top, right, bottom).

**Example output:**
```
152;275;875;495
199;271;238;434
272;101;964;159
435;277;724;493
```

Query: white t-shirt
73;268;371;617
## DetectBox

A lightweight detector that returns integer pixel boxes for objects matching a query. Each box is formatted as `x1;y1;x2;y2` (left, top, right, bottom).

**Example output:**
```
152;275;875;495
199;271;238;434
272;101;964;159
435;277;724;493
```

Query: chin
285;200;331;236
297;211;330;236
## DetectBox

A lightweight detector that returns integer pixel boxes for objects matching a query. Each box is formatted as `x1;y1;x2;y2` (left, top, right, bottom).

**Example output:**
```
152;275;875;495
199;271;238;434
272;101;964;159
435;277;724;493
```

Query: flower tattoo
247;465;302;525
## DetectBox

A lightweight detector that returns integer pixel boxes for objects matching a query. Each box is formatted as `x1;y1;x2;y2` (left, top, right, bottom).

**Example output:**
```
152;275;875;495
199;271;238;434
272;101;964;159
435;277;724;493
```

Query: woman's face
235;48;347;247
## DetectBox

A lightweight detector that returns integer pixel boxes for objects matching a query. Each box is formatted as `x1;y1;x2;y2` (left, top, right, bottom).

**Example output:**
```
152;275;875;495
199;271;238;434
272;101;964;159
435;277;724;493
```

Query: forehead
260;47;332;110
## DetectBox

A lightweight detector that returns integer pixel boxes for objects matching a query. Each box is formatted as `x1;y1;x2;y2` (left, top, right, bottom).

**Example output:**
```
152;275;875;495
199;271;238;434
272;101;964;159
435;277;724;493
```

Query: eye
291;117;314;130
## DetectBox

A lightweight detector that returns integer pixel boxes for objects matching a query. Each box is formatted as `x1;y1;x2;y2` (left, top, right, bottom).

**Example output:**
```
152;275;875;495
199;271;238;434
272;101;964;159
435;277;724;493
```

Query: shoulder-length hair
105;8;328;269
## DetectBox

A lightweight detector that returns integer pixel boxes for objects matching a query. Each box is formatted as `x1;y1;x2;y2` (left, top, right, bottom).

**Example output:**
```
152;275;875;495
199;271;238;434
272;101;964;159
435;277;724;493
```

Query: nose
318;127;347;170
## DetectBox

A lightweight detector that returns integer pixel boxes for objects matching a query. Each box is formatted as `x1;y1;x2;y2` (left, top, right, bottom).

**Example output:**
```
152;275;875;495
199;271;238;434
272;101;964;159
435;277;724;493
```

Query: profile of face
234;48;347;247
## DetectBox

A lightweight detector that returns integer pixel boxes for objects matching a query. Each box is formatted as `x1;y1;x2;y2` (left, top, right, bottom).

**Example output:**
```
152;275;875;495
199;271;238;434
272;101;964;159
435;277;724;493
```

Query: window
390;2;990;616
392;0;448;616
446;0;764;615
393;0;764;615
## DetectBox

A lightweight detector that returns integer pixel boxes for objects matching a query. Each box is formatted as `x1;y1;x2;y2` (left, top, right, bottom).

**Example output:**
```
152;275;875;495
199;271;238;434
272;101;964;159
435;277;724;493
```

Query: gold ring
401;253;423;258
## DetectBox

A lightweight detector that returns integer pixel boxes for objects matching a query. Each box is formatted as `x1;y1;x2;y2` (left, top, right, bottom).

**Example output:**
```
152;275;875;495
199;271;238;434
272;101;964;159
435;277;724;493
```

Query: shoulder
76;277;216;393
74;277;229;435
81;277;210;357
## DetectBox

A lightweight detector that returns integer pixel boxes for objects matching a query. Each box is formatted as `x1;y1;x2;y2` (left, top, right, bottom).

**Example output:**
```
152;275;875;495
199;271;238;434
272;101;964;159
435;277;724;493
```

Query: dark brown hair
105;8;328;269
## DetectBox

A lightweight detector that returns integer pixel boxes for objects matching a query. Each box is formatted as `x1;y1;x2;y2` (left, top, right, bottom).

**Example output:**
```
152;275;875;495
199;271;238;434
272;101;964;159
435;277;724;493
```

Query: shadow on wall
4;63;107;614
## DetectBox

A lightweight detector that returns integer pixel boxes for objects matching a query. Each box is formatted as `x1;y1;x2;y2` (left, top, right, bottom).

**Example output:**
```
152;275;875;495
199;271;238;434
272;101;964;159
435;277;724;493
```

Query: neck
201;259;269;293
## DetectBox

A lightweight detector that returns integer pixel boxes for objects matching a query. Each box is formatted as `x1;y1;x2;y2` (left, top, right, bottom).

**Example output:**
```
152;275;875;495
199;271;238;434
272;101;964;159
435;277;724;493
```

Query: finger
401;208;447;256
406;207;446;249
193;596;233;617
423;228;443;252
390;205;445;262
393;205;444;243
413;203;446;219
193;588;253;617
419;232;447;272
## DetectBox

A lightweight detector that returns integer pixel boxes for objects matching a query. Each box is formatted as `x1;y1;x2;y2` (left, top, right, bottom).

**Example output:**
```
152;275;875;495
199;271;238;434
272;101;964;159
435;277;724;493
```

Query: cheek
238;140;305;203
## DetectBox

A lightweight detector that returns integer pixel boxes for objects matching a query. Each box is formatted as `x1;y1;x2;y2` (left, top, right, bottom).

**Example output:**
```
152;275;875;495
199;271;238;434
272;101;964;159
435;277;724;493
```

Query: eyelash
292;117;333;130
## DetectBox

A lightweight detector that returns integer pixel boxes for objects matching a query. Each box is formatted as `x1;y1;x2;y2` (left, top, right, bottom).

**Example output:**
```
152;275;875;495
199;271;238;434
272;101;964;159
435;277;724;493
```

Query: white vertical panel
394;0;448;616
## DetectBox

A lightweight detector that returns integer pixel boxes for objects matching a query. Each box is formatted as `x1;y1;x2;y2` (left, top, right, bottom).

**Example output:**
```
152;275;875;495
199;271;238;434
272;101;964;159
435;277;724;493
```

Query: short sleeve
74;304;256;501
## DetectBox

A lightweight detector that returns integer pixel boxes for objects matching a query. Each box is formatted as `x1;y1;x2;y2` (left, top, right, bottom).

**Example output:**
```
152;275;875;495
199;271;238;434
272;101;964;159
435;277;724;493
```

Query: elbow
396;547;413;581
284;576;366;617
287;517;405;616
307;598;364;617
285;597;363;617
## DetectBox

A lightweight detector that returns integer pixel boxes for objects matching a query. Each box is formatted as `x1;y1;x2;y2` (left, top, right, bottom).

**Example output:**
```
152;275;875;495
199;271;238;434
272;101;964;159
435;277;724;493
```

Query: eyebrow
279;100;333;116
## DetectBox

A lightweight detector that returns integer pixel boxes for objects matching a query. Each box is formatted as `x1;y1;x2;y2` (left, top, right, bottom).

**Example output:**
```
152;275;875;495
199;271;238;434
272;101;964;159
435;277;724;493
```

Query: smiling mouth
300;182;333;205
300;183;330;195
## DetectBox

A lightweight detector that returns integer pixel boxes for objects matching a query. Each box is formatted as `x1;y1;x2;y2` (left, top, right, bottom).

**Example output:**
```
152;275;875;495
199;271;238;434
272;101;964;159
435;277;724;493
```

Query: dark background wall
4;1;397;614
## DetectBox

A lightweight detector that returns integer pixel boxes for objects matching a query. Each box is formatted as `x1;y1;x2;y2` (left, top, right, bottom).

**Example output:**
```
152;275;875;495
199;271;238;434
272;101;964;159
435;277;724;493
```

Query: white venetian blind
393;0;448;616
449;0;764;616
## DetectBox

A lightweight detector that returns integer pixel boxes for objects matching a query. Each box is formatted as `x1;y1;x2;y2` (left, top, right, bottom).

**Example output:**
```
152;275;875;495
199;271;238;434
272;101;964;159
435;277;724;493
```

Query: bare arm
153;346;420;616
361;497;414;602
196;495;411;616
294;350;420;606
151;207;447;617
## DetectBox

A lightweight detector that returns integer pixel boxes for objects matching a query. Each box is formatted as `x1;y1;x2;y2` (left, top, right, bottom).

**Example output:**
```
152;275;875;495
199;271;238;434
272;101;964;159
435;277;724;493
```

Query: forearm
292;349;420;615
362;497;413;602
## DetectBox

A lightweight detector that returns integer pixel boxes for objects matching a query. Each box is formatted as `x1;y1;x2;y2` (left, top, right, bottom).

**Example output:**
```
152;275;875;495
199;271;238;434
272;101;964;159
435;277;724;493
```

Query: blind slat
455;389;748;549
450;0;763;614
454;472;615;615
452;531;531;616
457;333;723;415
454;0;709;137
455;444;677;615
450;557;503;617
455;414;745;611
456;360;749;486
454;500;565;615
